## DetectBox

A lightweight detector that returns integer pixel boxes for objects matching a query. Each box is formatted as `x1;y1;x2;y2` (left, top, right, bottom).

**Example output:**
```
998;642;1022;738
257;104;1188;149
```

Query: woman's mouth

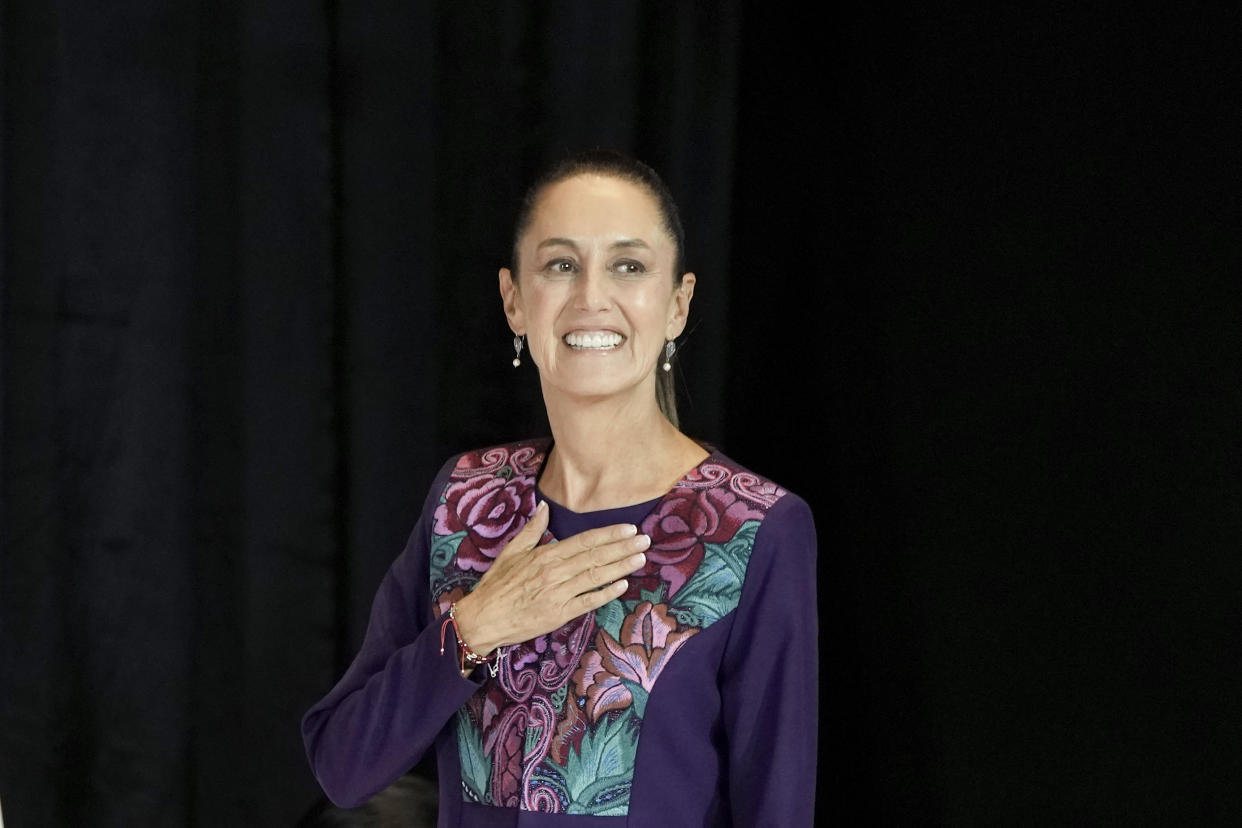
563;330;625;350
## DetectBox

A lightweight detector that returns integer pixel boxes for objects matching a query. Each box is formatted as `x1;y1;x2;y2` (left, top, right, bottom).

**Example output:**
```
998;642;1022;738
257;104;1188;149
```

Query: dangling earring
512;335;524;367
662;340;676;372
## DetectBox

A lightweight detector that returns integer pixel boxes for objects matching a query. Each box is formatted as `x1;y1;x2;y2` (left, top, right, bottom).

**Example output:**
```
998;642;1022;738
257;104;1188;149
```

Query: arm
301;460;479;808
721;493;819;826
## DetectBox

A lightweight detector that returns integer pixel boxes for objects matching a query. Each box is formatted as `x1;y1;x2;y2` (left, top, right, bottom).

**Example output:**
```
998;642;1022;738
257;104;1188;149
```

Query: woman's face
500;173;694;408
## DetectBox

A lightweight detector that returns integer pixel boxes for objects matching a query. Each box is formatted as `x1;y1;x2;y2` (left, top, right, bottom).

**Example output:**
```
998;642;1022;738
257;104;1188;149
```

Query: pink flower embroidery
694;486;767;543
572;602;697;721
506;619;584;674
434;474;535;571
634;487;764;598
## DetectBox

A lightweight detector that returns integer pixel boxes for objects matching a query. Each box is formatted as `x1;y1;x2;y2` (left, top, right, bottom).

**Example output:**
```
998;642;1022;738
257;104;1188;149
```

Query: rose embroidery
694;486;767;543
636;487;764;598
434;474;536;572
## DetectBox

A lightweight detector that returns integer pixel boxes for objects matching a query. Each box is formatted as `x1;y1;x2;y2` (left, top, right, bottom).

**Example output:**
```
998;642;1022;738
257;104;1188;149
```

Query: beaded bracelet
439;601;500;675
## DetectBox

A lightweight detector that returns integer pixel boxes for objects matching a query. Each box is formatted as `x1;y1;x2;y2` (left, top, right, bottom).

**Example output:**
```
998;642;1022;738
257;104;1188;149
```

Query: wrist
449;595;497;659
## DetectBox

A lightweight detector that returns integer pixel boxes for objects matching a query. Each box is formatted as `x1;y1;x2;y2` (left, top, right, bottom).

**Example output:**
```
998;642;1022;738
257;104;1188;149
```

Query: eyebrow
610;238;652;252
535;237;580;252
534;237;653;252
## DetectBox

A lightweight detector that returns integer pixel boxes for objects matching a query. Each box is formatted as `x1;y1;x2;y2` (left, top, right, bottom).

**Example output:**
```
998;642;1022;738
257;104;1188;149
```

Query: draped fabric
3;1;1238;826
1;3;742;825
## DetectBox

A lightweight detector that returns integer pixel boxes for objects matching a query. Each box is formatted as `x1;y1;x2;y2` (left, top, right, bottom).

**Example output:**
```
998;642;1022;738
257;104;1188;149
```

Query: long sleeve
301;459;479;808
720;493;819;826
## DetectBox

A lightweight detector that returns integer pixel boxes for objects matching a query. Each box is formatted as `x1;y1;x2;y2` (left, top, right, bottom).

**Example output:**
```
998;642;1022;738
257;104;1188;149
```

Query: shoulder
421;437;550;501
440;437;551;481
408;438;549;529
696;450;811;520
699;459;817;637
697;450;816;560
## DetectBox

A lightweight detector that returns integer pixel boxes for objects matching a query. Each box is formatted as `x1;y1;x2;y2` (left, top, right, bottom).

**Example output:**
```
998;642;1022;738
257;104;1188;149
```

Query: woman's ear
666;272;696;339
499;267;524;333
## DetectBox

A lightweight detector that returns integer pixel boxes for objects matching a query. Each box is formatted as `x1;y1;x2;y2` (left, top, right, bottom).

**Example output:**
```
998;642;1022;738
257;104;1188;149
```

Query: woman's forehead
525;174;670;247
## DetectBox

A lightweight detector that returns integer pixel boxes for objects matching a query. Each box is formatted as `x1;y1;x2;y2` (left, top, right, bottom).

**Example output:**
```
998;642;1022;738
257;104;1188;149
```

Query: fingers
571;577;631;616
526;499;550;538
474;512;645;646
563;537;649;597
545;521;639;562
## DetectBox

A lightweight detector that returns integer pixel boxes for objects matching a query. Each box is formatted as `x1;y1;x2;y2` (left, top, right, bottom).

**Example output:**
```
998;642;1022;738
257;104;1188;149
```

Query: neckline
534;485;667;521
531;440;720;517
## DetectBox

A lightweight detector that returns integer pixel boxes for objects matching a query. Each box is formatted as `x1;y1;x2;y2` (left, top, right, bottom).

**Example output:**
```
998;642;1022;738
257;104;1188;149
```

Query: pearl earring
662;340;676;372
512;335;524;367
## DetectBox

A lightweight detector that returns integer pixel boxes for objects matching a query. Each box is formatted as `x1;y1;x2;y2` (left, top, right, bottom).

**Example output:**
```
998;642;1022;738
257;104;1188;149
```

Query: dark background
3;2;1238;825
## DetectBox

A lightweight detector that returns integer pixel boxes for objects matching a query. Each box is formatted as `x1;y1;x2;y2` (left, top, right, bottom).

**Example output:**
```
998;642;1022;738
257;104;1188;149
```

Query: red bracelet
439;601;496;673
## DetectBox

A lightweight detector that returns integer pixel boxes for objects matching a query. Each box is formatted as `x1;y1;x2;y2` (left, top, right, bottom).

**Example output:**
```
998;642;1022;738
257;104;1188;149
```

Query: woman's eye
613;260;646;275
544;259;577;275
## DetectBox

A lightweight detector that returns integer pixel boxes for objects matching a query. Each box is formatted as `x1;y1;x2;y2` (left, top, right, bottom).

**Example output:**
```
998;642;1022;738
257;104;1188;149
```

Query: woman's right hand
450;500;650;657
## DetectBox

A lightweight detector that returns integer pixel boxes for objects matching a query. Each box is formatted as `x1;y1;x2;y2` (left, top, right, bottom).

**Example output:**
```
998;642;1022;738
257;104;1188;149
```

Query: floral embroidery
429;440;786;815
433;472;536;572
573;602;696;721
630;485;767;600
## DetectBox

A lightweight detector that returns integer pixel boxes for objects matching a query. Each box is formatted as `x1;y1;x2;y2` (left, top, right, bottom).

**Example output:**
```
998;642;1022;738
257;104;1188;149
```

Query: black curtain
3;2;1238;826
731;6;1240;823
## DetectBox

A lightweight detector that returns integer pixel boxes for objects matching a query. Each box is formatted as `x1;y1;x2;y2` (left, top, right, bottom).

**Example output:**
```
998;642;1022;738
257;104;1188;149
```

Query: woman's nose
573;264;611;311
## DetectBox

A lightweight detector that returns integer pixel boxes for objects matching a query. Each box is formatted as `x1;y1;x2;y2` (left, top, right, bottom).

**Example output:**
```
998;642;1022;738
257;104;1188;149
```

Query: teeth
564;331;624;349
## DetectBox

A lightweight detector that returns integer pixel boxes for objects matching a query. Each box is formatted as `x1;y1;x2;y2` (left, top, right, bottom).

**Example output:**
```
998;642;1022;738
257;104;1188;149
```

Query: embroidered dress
303;440;818;827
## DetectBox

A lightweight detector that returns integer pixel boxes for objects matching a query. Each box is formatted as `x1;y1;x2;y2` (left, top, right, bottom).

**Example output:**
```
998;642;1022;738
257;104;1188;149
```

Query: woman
302;150;818;826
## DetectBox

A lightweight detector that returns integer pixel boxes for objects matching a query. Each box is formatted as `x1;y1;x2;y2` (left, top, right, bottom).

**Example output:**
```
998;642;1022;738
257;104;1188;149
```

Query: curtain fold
9;2;1231;825
1;2;744;824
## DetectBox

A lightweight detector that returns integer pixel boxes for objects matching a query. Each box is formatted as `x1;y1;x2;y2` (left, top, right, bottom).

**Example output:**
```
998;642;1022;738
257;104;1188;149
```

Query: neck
538;380;704;512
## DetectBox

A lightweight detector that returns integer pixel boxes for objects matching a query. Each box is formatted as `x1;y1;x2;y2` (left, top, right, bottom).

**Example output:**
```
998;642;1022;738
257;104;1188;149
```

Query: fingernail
622;524;638;537
537;500;548;512
636;534;651;549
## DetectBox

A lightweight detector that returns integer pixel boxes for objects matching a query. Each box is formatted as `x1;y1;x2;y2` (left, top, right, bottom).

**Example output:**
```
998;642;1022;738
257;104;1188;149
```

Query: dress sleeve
720;492;819;826
300;458;480;808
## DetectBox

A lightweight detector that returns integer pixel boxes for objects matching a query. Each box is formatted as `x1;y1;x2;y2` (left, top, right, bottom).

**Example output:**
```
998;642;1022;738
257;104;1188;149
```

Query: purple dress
302;440;818;826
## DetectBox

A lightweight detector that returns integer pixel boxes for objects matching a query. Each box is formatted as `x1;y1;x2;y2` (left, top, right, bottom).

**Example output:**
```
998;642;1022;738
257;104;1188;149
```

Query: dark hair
510;148;688;427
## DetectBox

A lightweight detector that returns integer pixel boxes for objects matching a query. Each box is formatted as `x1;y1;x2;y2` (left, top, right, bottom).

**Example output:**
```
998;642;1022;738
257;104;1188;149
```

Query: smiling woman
504;152;692;431
500;170;695;445
301;150;819;827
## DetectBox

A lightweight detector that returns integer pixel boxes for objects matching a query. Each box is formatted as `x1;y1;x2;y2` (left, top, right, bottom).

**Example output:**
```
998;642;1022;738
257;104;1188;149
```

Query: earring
512;335;524;367
662;340;676;372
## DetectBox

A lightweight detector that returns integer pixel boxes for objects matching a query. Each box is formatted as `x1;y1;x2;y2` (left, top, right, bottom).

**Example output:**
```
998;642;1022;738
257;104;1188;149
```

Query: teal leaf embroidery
523;722;542;757
639;582;667;606
669;521;758;626
431;530;467;574
550;684;569;714
621;678;650;719
563;713;638;814
593;599;628;642
568;775;632;816
456;714;491;804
